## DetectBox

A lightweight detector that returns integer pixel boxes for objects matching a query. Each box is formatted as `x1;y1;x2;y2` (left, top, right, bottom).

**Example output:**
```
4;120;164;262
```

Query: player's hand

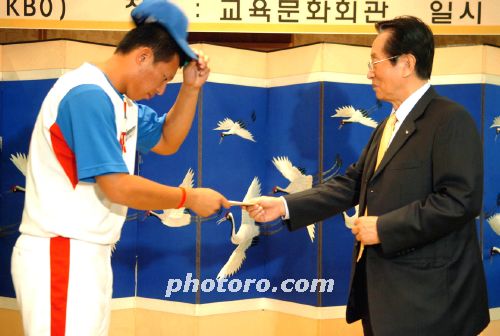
185;188;229;217
182;49;210;89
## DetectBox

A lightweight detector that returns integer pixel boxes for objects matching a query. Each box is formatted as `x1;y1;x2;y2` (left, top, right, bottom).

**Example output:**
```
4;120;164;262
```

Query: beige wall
2;307;500;336
133;309;364;336
0;309;23;335
1;29;500;50
2;40;499;82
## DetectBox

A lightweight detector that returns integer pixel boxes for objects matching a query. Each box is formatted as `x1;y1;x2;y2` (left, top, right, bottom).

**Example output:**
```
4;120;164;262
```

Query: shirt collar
86;62;125;100
392;82;431;123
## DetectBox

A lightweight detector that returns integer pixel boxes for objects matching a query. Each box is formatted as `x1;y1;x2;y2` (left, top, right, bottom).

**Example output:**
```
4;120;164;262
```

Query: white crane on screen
491;116;500;140
216;177;261;279
259;155;343;238
214;117;256;143
148;168;194;227
486;212;500;259
332;105;378;129
9;152;28;192
272;156;315;242
331;105;355;118
487;213;500;236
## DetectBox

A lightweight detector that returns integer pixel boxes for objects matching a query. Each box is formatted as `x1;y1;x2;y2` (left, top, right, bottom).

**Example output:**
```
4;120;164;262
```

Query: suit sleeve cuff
280;196;290;220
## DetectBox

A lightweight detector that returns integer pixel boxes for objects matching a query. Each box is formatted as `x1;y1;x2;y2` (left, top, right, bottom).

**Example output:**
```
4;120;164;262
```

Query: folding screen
0;43;498;321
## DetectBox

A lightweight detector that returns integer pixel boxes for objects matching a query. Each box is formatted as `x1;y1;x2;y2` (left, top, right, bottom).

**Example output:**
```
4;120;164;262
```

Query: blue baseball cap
131;0;198;61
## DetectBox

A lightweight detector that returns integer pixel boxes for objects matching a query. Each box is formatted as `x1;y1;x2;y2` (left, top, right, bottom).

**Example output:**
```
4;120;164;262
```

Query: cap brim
173;36;198;61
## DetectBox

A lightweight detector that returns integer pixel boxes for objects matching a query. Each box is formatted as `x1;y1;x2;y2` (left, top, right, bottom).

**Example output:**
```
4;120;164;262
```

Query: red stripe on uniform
50;237;70;336
50;123;78;188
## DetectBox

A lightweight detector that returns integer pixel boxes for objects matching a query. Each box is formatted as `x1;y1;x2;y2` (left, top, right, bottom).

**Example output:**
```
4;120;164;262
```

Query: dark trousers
362;315;374;336
356;253;374;336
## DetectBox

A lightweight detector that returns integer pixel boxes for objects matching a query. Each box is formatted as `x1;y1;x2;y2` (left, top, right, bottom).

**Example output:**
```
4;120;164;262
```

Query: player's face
130;53;180;100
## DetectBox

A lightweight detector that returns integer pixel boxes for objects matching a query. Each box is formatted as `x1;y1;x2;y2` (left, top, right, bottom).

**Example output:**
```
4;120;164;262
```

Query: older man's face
367;31;403;105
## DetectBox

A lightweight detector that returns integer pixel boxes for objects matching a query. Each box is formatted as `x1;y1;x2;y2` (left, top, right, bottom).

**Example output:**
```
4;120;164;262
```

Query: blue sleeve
57;85;129;183
136;104;166;153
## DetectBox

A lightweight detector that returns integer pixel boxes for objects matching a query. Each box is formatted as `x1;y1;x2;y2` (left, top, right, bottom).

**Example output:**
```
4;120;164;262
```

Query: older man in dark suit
247;16;489;336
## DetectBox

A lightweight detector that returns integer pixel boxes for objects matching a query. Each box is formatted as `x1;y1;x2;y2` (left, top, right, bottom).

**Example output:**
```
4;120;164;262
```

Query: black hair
116;22;188;67
375;16;434;80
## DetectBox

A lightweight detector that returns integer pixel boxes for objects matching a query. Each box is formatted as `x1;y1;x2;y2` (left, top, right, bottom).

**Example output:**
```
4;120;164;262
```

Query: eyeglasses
368;55;400;71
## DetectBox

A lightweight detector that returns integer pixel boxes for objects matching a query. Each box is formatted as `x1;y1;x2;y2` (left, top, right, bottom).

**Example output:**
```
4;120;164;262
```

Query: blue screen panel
261;83;321;305
135;83;200;303
111;209;138;298
482;84;500;308
0;79;55;297
199;83;268;303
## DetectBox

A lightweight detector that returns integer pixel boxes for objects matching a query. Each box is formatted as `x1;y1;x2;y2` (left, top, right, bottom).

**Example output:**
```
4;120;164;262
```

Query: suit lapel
364;124;384;183
370;87;438;182
357;122;384;215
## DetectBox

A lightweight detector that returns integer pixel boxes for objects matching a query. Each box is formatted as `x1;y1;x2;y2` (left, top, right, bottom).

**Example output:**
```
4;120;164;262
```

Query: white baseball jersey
19;62;165;244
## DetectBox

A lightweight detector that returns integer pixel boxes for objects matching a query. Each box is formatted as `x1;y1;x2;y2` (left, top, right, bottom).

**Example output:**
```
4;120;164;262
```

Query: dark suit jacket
285;87;490;336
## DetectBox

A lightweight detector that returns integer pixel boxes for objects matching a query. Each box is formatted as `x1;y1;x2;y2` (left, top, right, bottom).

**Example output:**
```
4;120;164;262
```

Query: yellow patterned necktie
357;112;398;262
